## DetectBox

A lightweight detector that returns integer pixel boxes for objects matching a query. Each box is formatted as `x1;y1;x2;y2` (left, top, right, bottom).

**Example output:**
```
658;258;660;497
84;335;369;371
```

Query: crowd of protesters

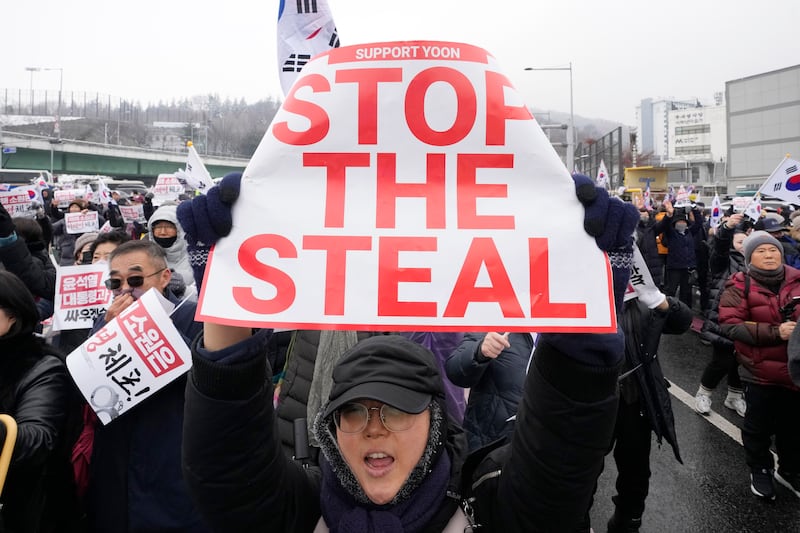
0;171;798;533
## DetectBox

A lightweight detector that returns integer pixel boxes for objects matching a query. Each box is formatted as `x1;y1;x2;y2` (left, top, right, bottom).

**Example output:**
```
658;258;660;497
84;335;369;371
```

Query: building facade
636;97;702;161
726;64;800;196
665;102;727;187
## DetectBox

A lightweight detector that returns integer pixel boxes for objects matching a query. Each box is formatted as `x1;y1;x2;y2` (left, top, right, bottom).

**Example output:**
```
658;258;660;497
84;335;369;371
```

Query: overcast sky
3;0;797;126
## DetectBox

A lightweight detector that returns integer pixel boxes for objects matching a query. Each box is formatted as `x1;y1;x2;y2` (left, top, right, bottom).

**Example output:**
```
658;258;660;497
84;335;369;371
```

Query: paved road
587;320;800;532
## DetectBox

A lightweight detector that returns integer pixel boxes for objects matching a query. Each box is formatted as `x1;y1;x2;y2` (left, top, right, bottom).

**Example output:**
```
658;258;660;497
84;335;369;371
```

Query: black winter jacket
701;225;746;347
0;339;78;533
0;236;56;302
182;330;620;532
445;333;534;451
654;213;700;269
86;291;207;533
636;215;663;287
619;297;693;462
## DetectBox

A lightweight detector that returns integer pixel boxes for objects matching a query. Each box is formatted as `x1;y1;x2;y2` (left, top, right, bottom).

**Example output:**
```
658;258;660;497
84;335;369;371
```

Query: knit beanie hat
74;232;99;261
742;230;783;265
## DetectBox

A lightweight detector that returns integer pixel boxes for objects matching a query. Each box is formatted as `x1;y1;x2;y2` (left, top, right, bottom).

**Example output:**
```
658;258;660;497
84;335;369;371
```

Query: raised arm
445;333;503;387
492;174;638;532
178;175;323;532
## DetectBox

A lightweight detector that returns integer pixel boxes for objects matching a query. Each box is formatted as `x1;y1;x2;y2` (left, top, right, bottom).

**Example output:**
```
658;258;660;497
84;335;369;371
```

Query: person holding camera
654;199;703;307
718;230;800;501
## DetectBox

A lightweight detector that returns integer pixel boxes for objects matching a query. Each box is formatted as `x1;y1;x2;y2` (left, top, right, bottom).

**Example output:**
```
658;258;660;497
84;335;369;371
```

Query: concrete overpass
0;131;248;184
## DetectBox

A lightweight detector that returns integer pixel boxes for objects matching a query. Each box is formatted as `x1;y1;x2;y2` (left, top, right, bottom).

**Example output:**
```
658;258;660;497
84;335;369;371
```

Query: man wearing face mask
85;240;207;532
654;198;701;307
148;204;195;298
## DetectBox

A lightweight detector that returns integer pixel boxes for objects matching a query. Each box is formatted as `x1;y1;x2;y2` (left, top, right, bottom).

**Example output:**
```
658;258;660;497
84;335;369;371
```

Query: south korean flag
277;0;340;96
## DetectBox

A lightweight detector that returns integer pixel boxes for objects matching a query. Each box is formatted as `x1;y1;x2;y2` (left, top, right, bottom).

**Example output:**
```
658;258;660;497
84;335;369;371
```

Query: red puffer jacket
718;267;800;390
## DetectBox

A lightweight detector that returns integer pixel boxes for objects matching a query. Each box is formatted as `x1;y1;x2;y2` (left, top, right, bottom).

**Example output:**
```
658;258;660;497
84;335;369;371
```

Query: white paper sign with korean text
119;204;146;224
624;245;657;302
66;288;192;424
152;174;184;205
52;263;112;331
54;189;84;207
65;211;99;234
0;188;37;217
199;41;616;333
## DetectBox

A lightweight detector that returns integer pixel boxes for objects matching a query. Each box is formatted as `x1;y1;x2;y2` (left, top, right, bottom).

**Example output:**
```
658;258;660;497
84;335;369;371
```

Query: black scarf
749;265;785;294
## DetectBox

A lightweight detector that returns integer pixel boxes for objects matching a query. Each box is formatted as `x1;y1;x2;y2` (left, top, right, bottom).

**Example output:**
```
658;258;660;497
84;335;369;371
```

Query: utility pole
524;63;574;170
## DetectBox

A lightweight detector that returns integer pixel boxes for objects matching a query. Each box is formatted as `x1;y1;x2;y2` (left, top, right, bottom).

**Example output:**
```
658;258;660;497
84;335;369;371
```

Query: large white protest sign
65;211;99;234
0;187;39;217
66;289;192;425
198;41;616;333
52;264;112;331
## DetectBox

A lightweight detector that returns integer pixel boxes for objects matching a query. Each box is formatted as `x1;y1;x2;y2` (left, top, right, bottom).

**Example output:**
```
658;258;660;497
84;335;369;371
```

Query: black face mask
153;235;178;249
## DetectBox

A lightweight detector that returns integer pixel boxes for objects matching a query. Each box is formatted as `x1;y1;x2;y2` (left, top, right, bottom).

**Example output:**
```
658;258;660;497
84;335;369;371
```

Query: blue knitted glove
177;172;242;246
176;172;242;290
572;173;637;311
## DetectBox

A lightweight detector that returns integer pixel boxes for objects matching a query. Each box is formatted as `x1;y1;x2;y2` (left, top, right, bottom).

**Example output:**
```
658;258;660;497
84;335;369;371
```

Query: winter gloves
176;172;242;290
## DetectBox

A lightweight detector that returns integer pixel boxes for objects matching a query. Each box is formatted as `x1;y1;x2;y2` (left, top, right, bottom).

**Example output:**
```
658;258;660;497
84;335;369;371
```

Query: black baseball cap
322;335;444;418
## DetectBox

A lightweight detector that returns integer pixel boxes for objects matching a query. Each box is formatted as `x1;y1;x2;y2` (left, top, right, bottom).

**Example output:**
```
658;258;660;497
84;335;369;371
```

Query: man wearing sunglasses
86;239;207;533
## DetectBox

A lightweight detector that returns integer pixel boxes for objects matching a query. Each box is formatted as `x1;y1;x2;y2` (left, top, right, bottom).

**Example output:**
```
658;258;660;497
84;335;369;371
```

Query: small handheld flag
709;194;722;229
674;185;690;207
596;160;609;189
643;184;652;211
743;194;762;222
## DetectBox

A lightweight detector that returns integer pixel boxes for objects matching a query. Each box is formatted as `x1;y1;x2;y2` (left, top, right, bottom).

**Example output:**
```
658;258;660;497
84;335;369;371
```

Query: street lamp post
524;63;574;170
25;66;63;139
25;67;39;114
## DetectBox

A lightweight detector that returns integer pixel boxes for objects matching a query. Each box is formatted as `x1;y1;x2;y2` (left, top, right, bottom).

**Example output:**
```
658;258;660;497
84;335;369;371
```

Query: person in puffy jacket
696;213;749;416
148;204;195;298
718;230;800;501
654;199;702;307
445;332;535;451
0;270;80;531
585;277;692;533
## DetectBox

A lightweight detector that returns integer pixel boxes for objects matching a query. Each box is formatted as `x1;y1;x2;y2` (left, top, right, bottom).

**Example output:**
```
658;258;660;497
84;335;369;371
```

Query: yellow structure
623;166;669;192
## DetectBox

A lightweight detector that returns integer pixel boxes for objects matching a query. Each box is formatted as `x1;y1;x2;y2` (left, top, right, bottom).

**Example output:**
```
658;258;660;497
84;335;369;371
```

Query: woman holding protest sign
177;171;639;532
0;270;80;531
52;199;106;267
